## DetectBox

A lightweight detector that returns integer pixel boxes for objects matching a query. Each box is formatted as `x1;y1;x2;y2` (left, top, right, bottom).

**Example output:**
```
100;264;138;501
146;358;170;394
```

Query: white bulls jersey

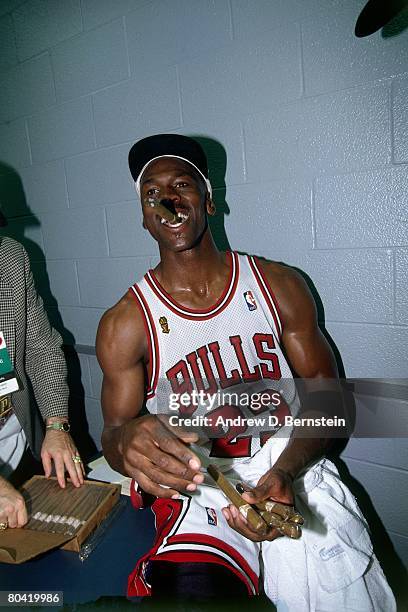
127;253;394;607
129;251;299;471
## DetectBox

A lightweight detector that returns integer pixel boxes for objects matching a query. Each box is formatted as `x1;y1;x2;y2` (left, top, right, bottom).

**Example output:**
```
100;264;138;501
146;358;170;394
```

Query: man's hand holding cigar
210;465;303;542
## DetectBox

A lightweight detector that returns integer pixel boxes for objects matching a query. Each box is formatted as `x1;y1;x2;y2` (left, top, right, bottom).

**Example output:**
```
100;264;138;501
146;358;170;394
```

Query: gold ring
0;521;8;530
72;455;82;463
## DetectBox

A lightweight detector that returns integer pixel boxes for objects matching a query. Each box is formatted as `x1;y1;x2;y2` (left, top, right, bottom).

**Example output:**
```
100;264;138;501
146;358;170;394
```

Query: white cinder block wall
0;0;407;585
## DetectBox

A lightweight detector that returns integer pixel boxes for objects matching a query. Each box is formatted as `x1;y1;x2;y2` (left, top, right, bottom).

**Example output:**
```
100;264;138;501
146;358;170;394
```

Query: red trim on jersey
130;479;144;509
143;252;239;320
127;498;259;597
129;285;159;398
166;532;258;588
152;551;258;596
128;498;185;597
248;256;283;340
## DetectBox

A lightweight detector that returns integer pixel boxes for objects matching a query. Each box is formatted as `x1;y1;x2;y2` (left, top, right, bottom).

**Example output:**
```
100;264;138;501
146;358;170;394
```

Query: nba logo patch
244;291;257;311
206;507;217;526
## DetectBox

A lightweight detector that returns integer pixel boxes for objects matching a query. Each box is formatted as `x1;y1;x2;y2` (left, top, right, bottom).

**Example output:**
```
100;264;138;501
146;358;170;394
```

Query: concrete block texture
0;14;18;72
230;0;343;39
52;19;129;103
28;98;95;164
343;457;408;537
92;70;182;148
315;166;408;249
342;436;408;472
222;179;312;262
125;0;232;72
245;83;390;182
65;145;134;208
175;120;246;188
392;76;408;163
326;323;408;378
19;160;69;215
0;219;44;260
88;354;103;400
0;53;55;123
179;24;302;124
30;260;54;306
105;202;157;258
78;353;93;399
0;165;31;218
12;0;82;61
41;206;108;260
59;305;104;346
46;259;81;307
77;256;152;308
82;0;146;30
302;3;408;95
83;396;103;450
299;250;393;324
0;120;31;169
395;249;408;325
388;532;408;568
351;394;408;439
0;1;26;17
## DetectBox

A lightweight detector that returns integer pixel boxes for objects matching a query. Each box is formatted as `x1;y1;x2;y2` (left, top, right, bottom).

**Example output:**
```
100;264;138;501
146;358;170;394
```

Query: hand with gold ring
0;476;28;529
41;421;85;488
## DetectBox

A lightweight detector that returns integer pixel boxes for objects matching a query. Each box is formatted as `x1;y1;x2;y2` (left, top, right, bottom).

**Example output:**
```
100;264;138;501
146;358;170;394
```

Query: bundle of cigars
207;464;304;539
0;476;120;563
22;477;118;538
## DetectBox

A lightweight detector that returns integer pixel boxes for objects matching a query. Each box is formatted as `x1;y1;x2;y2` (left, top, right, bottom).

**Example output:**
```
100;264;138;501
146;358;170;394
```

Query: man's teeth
160;212;189;226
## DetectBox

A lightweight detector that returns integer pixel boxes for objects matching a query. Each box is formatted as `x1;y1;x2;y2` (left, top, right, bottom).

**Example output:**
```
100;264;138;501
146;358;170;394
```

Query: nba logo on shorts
244;291;257;311
206;507;217;526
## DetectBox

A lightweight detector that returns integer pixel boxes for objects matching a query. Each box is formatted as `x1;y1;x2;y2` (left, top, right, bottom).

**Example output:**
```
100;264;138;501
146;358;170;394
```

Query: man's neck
154;237;229;305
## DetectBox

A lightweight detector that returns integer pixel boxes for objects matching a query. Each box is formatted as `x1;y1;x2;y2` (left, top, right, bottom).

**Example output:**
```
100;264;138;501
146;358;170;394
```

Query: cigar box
0;476;120;564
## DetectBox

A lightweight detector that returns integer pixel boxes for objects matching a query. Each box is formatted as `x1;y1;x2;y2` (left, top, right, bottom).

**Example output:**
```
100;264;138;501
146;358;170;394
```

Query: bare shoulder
96;291;147;369
256;259;316;329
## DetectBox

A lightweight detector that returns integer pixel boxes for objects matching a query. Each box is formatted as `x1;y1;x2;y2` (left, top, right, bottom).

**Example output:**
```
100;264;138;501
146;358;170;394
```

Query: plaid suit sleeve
23;246;69;419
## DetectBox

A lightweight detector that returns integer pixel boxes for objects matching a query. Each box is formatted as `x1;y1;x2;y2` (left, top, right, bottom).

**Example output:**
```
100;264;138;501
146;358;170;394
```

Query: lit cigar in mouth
144;196;182;225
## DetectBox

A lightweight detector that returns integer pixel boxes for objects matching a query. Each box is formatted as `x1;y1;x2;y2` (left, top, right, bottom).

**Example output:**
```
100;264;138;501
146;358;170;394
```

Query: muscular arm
96;293;203;498
97;293;146;473
263;262;343;479
224;262;346;540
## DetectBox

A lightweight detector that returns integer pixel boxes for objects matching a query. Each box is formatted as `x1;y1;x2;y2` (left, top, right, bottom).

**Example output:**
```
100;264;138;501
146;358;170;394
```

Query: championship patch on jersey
243;290;257;311
159;316;170;333
206;507;217;526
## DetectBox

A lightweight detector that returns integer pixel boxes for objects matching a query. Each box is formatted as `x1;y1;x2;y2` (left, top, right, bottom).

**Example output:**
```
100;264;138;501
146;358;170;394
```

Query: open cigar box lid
0;529;70;564
0;476;120;564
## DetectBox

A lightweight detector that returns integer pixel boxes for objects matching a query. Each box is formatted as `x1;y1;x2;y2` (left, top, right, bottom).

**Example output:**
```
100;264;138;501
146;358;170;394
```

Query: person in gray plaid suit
0;236;84;530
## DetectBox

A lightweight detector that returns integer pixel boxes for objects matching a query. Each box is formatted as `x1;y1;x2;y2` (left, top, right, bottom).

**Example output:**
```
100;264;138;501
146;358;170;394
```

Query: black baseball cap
128;133;212;196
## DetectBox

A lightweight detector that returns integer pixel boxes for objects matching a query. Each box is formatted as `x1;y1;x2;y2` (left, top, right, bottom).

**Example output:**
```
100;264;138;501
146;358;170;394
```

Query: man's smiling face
139;157;212;252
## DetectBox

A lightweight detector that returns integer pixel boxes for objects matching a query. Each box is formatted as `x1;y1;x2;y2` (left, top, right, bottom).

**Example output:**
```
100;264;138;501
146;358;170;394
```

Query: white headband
134;155;212;198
